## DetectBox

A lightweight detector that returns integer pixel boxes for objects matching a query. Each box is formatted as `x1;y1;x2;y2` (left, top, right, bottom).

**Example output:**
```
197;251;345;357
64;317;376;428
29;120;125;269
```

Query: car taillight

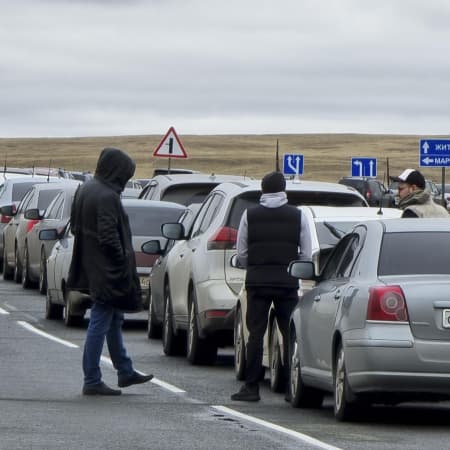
26;219;40;233
367;285;409;322
207;226;237;250
0;214;11;224
366;189;372;199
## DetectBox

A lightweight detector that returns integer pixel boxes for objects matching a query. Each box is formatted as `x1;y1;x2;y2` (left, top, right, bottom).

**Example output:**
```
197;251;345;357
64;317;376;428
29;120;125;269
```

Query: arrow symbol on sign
369;160;375;177
353;160;363;176
422;157;434;165
287;155;301;174
422;141;430;154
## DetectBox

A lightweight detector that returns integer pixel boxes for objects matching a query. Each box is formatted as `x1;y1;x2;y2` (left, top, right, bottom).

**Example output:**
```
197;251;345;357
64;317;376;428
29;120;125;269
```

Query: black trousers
245;286;298;385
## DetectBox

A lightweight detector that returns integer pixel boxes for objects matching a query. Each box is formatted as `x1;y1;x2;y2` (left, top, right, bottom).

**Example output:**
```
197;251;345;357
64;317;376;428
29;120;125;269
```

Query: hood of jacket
398;189;431;209
259;191;288;208
94;147;136;193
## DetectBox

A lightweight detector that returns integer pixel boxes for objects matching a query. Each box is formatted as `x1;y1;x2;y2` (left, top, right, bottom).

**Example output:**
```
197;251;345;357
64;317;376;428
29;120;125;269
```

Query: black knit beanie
261;171;286;194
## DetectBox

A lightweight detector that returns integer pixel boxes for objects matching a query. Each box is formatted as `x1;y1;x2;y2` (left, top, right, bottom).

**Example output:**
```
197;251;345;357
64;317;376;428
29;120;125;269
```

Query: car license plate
140;276;150;288
442;309;450;328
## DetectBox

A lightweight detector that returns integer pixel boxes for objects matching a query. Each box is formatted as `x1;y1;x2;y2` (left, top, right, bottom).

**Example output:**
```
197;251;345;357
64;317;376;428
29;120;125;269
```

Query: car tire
234;306;246;380
187;288;217;365
45;288;63;320
13;245;22;284
334;342;363;421
3;245;13;280
39;249;47;295
21;245;34;289
63;289;84;327
162;283;185;356
269;322;286;393
147;287;162;339
289;331;324;408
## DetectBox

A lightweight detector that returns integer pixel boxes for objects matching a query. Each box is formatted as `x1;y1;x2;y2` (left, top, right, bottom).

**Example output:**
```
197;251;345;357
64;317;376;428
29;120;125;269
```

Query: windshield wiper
323;221;346;239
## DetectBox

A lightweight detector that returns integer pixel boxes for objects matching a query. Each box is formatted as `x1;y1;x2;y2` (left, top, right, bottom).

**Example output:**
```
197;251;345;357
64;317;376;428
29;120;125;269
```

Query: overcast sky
2;0;450;137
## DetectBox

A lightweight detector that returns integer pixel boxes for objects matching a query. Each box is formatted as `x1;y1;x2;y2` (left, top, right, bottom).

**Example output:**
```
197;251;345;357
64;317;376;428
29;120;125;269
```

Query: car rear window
37;189;61;210
125;206;185;236
378;232;450;275
161;183;219;205
286;191;366;207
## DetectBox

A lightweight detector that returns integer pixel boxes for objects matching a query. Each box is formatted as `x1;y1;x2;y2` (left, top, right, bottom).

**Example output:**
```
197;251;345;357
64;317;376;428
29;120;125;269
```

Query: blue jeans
83;301;133;386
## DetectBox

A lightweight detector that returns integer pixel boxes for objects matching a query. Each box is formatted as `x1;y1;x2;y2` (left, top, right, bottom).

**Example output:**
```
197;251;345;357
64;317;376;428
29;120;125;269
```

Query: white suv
153;179;368;365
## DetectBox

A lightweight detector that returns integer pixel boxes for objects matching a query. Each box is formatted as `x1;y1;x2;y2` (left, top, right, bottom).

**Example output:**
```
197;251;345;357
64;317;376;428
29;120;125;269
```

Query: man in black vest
231;171;312;402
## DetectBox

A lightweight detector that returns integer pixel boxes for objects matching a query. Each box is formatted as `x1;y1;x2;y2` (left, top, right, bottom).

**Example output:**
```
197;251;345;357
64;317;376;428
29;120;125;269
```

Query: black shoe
83;382;122;396
231;384;260;402
118;371;154;388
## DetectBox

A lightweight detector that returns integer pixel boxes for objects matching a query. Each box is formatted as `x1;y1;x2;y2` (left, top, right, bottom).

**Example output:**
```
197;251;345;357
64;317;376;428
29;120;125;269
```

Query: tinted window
379;232;450;275
161;183;219;205
37;189;61;210
45;192;64;219
12;182;40;201
226;193;261;229
125;206;185;236
286;191;366;207
316;221;360;248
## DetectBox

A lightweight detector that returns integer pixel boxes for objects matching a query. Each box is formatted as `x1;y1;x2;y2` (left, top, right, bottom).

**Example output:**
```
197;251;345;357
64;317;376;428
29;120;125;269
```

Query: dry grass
1;133;449;184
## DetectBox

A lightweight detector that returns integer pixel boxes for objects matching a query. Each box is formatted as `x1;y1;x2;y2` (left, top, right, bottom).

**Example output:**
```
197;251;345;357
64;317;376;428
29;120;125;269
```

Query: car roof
299;205;402;220
377;217;450;233
28;179;80;191
148;173;250;185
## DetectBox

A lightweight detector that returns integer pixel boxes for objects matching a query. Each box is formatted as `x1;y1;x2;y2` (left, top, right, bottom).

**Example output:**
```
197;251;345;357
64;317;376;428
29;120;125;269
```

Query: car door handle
314;295;321;302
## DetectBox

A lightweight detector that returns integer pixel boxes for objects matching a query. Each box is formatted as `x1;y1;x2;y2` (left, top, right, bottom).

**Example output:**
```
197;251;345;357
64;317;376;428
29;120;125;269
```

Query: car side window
191;194;224;238
190;196;214;238
321;233;360;280
45;192;63;219
17;189;34;214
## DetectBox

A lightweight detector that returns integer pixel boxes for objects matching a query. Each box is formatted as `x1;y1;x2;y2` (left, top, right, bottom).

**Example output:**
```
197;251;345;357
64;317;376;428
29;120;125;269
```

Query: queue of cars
3;168;450;422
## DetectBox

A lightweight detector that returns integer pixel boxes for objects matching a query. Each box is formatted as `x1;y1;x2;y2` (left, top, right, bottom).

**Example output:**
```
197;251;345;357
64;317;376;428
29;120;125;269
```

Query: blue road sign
420;139;450;167
283;154;304;176
351;157;377;177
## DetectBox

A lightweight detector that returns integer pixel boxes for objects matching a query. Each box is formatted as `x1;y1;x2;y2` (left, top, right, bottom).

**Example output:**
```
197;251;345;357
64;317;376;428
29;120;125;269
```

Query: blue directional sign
283;154;304;176
351;157;377;177
420;139;450;167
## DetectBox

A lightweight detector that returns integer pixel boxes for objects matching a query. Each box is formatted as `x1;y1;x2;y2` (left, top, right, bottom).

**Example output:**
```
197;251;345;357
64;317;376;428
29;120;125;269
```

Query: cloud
1;0;450;136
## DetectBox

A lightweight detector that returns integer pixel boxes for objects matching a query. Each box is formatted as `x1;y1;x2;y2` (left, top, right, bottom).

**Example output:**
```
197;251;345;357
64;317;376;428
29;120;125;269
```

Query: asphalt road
2;279;450;450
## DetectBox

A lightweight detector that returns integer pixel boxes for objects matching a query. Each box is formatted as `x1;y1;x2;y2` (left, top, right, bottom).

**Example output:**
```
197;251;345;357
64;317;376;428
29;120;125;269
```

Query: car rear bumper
345;326;450;395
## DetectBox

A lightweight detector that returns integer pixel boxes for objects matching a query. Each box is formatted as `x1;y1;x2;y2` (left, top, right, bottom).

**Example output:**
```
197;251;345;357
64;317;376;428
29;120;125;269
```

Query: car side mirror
39;229;59;241
288;260;316;280
0;204;15;217
141;240;163;255
161;222;185;240
24;208;42;220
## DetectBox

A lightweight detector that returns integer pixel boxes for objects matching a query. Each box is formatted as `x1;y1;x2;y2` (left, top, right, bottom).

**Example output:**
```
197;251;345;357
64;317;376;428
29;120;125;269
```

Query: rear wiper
323;221;346;239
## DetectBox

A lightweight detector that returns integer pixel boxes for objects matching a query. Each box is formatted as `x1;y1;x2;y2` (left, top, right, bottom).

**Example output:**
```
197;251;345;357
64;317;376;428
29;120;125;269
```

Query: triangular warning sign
153;127;188;158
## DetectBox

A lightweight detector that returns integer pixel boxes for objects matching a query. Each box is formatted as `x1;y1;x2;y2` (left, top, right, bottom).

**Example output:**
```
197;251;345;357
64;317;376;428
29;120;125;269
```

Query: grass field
1;133;449;184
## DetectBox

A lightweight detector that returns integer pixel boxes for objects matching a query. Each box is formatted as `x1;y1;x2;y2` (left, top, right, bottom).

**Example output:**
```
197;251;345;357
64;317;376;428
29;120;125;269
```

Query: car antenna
47;159;52;182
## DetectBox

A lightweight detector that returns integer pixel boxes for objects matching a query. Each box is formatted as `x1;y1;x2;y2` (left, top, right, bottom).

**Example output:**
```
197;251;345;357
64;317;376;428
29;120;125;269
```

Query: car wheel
63;289;83;327
45;288;63;320
187;288;217;365
21;245;34;289
234;306;246;380
147;287;162;339
3;245;13;280
269;321;286;393
162;283;185;356
13;245;22;284
39;249;47;295
334;342;362;421
289;331;324;408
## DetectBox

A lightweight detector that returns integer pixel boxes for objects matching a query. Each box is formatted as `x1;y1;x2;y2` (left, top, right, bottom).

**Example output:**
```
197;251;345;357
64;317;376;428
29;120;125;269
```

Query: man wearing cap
391;168;448;218
231;171;312;402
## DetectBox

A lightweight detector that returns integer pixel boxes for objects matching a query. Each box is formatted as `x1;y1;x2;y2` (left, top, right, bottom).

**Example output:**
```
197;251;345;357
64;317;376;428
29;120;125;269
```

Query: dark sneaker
231;384;260;402
118;371;154;388
83;382;122;396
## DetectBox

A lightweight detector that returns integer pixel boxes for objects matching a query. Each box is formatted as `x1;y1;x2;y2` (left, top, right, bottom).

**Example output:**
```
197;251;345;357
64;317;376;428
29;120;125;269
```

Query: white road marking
211;405;343;450
17;321;79;348
0;306;10;314
4;302;17;311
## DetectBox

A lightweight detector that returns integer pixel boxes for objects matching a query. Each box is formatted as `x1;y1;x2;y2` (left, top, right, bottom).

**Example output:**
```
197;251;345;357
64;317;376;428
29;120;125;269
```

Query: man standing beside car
391;169;448;218
68;147;153;396
231;171;312;402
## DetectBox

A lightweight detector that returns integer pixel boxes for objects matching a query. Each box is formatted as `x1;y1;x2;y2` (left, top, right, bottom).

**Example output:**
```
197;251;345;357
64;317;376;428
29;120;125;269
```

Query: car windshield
378;232;450;275
125;206;185;236
317;221;358;247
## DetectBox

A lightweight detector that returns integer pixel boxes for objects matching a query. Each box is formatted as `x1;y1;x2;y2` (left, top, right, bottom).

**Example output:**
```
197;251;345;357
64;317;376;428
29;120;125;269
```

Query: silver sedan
287;218;450;421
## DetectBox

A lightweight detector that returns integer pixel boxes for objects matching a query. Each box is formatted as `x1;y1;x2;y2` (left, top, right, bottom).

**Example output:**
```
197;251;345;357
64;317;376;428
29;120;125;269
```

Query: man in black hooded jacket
68;147;153;395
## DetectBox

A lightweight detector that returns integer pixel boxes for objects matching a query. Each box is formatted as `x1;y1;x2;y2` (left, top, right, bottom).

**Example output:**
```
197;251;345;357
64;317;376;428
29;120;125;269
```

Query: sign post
153;127;188;173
